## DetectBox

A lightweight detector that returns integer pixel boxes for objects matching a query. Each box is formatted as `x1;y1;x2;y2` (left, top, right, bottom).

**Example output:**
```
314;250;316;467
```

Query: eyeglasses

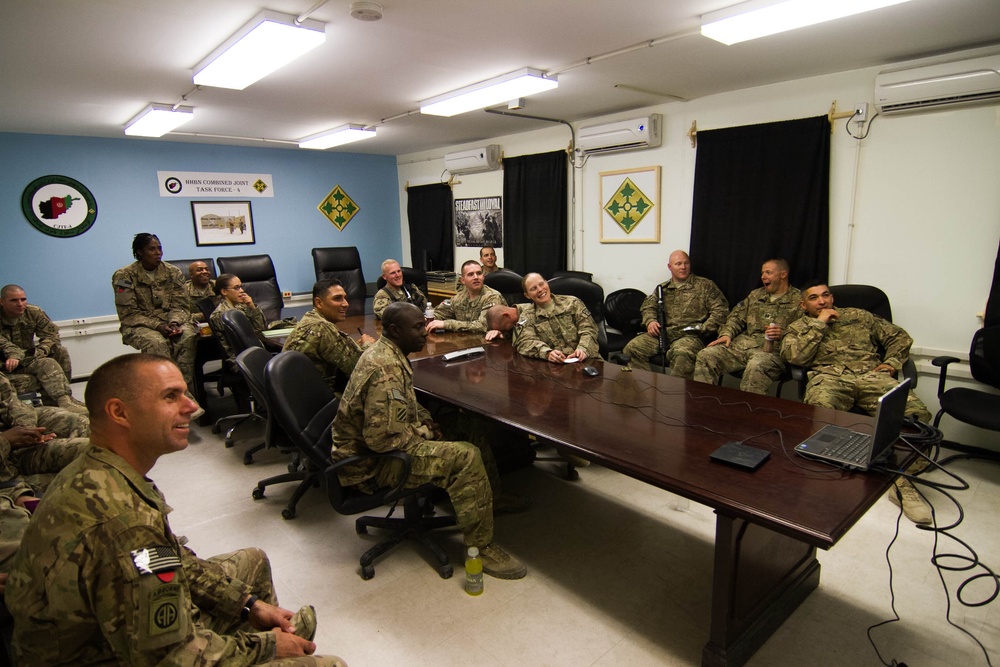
224;284;245;291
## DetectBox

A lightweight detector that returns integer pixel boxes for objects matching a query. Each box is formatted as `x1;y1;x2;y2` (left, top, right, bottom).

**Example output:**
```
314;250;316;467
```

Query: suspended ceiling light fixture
701;0;913;46
193;10;326;90
419;67;558;117
299;124;377;149
123;103;194;137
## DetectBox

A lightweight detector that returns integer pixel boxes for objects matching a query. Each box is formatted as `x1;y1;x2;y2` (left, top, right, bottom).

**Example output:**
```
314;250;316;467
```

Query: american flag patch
131;546;181;575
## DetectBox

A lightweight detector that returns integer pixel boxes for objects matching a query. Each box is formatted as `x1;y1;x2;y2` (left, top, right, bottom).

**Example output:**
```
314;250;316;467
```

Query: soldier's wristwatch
241;594;259;622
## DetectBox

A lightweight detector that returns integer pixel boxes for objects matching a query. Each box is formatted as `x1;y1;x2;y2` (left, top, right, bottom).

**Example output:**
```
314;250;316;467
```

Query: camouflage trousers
122;325;198;388
375;439;494;548
4;438;89;495
196;548;346;667
0;494;31;571
0;373;90;435
623;333;704;378
804;371;933;422
435;409;503;497
6;356;73;401
693;343;787;394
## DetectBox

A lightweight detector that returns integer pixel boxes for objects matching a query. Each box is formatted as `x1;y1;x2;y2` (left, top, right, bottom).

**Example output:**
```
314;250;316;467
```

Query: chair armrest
789;365;808;400
930;355;960;398
323;450;414;498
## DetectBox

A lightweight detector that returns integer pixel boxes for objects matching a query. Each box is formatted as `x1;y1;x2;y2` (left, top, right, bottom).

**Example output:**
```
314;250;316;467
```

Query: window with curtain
502;150;568;278
406;182;453;271
690;115;830;305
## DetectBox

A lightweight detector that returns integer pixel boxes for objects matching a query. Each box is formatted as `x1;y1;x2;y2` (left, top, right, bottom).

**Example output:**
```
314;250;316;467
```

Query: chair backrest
829;284;892;321
604;288;646;336
235;347;285;447
547;275;608;357
264;351;338;471
220;309;264;356
164;258;217;279
312;247;367;315
217;254;283;321
552;269;594;282
376;267;428;296
970;326;1000;389
484;269;527;305
195;296;218;323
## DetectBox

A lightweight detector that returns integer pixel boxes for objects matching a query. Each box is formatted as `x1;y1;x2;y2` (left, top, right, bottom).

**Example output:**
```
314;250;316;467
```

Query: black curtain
502;150;568;277
985;238;1000;328
406;183;453;271
690;116;830;306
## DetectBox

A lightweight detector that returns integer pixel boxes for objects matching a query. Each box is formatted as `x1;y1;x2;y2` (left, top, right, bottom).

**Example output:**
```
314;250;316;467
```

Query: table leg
702;513;820;667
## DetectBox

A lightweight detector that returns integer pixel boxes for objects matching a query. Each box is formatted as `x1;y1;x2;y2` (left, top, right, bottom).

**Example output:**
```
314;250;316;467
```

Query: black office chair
220;311;270;459
312;247;367;315
207;304;256;443
931;326;1000;463
604;288;646;356
484;269;527;305
263;351;455;579
789;284;918;400
164;257;218;280
217;254;284;321
552;269;594;281
547;275;608;359
375;266;428;297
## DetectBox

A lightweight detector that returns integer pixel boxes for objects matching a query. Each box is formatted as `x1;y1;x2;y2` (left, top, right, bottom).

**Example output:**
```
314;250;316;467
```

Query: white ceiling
3;0;1000;156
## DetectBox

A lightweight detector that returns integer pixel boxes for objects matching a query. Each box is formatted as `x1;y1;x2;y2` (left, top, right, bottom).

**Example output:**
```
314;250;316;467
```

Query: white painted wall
396;56;1000;449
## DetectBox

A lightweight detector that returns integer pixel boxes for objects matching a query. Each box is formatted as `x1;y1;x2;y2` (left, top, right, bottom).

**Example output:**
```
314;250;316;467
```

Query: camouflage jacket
718;286;802;352
185;281;216;317
6;444;277;666
282;309;369;391
112;261;192;333
372;284;426;319
0;305;62;360
331;336;432;488
781;306;912;376
514;295;600;360
639;275;729;341
210;299;268;360
433;285;506;333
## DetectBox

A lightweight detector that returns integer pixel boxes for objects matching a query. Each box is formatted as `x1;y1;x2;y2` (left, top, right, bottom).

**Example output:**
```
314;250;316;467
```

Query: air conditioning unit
444;145;502;174
576;114;662;156
875;52;1000;115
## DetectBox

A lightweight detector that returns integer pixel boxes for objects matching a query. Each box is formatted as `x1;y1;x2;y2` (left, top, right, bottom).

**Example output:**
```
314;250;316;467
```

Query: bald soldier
185;261;217;315
5;354;345;666
622;250;728;377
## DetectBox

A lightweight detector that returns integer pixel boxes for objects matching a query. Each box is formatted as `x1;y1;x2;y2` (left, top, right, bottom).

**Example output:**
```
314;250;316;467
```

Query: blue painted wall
0;133;400;320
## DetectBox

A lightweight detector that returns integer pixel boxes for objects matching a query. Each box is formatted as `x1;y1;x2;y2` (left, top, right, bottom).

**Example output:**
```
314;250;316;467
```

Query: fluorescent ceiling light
701;0;913;45
420;68;558;117
299;124;377;149
124;103;194;137
193;10;326;90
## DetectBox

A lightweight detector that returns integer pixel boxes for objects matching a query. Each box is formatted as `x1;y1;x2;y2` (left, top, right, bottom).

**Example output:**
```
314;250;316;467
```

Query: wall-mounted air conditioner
875;52;1000;115
576;114;662;156
444;145;502;174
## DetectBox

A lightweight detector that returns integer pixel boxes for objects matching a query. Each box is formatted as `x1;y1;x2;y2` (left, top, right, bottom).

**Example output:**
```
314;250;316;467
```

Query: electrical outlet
282;291;292;298
854;102;869;122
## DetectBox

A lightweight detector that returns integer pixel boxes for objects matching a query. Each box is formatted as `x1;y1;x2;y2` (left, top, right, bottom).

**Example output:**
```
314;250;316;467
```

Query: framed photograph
454;196;502;248
191;200;255;246
599;166;661;243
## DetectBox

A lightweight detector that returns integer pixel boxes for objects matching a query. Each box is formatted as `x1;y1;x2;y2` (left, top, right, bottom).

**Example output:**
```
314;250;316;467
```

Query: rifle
656;284;668;357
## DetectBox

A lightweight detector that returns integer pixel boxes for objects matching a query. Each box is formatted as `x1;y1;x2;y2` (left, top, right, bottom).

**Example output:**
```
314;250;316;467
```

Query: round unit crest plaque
21;174;98;238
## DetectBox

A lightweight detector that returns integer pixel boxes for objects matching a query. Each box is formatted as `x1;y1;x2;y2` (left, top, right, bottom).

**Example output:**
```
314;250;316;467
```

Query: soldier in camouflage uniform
0;284;86;413
112;234;199;403
372;259;426;319
283;280;376;392
332;302;527;579
185;260;218;317
781;281;933;524
480;246;502;275
210;273;274;359
426;260;506;334
623;250;729;377
513;273;600;362
693;259;802;393
5;354;345;666
484;303;531;342
0;373;89;437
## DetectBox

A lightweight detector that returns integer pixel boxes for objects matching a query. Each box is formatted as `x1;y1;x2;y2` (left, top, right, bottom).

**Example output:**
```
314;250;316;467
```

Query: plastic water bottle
424;301;435;323
465;547;483;596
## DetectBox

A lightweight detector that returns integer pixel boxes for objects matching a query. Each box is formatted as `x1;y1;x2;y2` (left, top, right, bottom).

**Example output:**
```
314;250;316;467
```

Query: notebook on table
794;378;911;471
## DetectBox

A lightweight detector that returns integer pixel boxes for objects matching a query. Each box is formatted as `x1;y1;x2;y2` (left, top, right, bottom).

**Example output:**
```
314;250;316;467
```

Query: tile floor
153;399;998;667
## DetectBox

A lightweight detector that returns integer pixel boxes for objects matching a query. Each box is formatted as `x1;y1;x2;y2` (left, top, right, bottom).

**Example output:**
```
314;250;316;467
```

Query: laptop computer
794;378;911;470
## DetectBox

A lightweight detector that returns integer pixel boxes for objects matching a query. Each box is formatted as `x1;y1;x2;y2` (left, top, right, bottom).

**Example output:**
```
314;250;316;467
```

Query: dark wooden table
411;345;913;667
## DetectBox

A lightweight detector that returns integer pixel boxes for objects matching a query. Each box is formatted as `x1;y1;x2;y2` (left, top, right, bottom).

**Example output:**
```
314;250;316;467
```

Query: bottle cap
467;546;479;557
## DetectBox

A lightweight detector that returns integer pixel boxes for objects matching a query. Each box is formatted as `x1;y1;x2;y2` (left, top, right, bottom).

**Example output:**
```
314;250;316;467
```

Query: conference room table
407;340;914;667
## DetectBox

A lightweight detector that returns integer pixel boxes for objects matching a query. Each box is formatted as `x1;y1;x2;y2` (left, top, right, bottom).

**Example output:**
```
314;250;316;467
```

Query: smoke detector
350;2;384;21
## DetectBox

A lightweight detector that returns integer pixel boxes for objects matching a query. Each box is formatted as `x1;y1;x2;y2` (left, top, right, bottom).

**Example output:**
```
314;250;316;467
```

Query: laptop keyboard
822;432;872;463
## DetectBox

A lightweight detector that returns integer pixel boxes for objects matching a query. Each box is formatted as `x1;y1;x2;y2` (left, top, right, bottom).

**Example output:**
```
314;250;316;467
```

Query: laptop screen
868;377;911;464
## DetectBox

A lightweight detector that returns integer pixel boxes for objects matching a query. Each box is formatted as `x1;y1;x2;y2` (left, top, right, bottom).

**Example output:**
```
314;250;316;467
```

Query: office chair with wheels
312;247;367;315
216;254;284;321
483;269;527;305
547;275;608;359
931;326;1000;463
264;351;455;579
220;311;270;457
